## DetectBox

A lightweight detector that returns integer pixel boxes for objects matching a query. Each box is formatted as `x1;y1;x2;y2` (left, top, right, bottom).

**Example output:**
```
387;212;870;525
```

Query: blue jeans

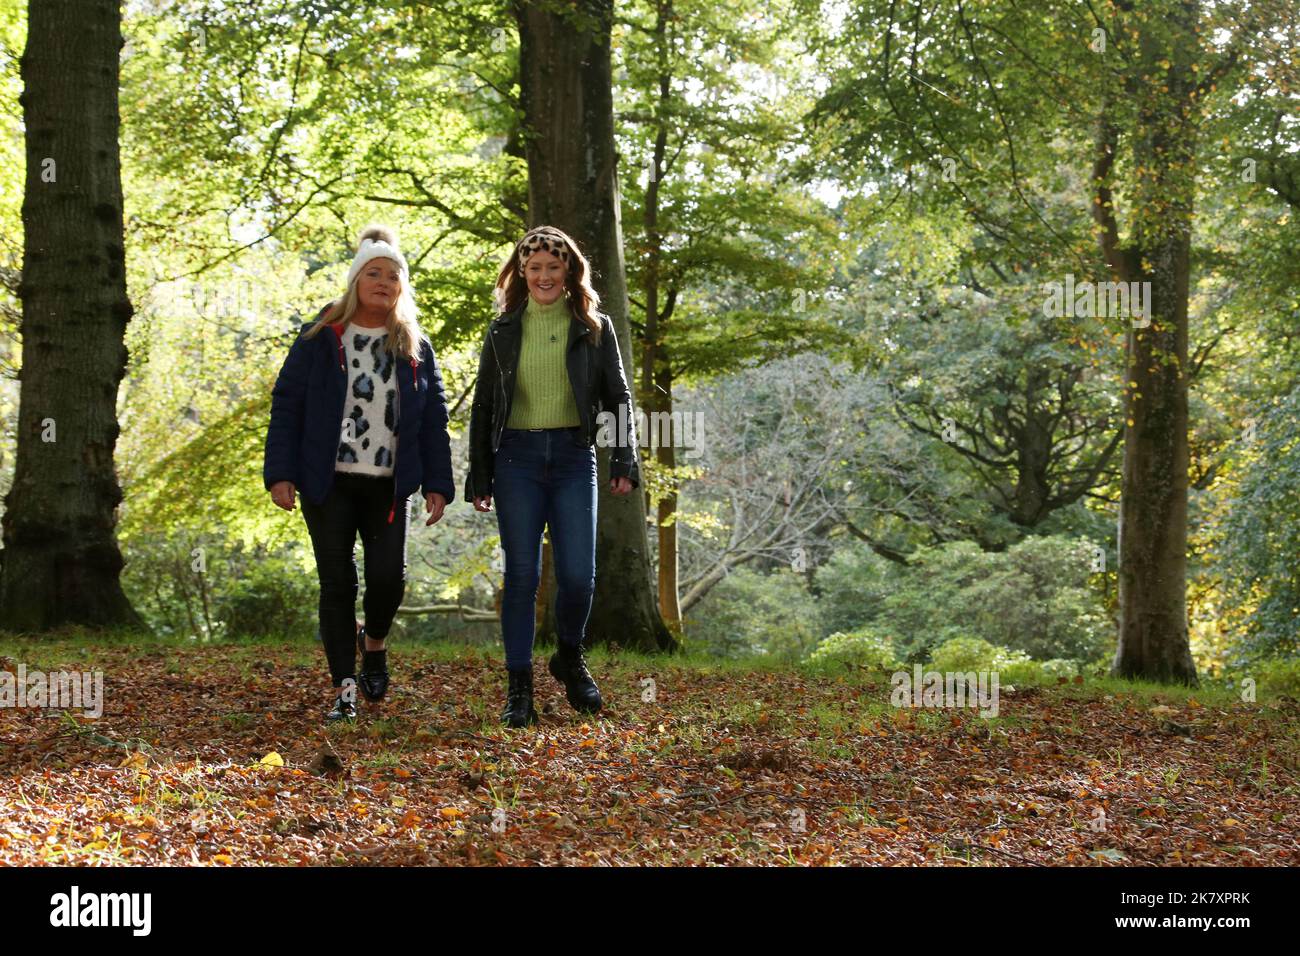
493;426;597;670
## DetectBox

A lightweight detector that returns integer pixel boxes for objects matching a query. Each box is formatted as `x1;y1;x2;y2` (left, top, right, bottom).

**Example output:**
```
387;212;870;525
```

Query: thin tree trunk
642;0;683;628
655;357;682;625
1101;1;1200;684
1;0;143;632
513;0;676;652
536;531;556;647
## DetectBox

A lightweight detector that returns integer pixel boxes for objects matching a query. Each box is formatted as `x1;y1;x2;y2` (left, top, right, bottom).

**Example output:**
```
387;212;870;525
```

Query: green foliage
1250;658;1300;699
685;567;821;659
0;0;26;493
818;536;1112;664
929;637;1030;674
1215;387;1300;660
807;626;897;669
858;268;1124;548
212;555;318;640
997;657;1089;685
813;544;892;638
122;533;315;641
802;0;1298;683
614;0;850;386
1040;658;1083;679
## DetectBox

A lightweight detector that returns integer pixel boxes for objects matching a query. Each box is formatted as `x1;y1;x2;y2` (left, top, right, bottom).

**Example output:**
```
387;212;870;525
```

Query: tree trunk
1;0;143;633
535;530;557;647
1105;1;1200;684
654;355;683;626
513;0;676;652
640;3;683;629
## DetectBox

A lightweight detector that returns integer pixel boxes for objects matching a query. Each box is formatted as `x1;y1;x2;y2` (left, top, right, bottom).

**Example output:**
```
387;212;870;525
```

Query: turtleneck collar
525;293;570;318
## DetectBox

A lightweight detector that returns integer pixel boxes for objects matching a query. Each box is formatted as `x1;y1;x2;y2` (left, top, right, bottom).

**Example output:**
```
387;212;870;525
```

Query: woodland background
0;0;1297;868
0;0;1296;688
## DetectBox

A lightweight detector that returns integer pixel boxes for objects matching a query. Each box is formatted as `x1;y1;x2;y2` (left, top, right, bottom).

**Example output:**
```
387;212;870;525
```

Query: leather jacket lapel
566;313;591;351
566;315;593;440
489;303;524;448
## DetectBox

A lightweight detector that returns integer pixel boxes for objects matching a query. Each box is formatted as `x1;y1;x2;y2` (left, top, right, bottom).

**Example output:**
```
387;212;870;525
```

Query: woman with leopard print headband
466;225;641;727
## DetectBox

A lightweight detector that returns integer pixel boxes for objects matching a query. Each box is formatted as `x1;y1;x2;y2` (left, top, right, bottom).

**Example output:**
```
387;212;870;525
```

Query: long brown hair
492;225;603;346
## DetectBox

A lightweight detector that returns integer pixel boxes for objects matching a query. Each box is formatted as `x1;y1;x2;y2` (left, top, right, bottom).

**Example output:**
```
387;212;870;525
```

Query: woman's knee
555;573;595;600
501;569;541;597
316;562;359;595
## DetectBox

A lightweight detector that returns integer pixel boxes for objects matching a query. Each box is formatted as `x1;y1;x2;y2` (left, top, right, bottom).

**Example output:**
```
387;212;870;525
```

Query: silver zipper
388;353;421;523
390;351;400;523
335;327;347;445
490;326;508;452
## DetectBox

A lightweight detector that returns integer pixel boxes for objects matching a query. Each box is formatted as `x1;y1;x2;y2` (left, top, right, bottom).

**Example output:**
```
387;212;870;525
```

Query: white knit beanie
346;224;409;287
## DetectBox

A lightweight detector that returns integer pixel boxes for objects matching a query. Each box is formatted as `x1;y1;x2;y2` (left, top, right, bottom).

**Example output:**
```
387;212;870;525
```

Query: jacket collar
492;301;525;327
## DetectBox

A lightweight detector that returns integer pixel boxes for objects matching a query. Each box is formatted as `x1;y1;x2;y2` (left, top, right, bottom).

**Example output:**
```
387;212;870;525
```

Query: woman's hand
424;492;447;526
472;494;493;513
270;481;297;511
609;477;633;496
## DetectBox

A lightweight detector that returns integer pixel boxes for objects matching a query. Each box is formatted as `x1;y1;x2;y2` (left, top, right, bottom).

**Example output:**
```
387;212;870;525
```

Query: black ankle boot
502;666;538;728
548;641;602;714
357;625;389;702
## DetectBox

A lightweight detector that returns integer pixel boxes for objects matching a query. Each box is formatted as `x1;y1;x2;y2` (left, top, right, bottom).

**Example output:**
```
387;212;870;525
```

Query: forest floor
0;633;1296;866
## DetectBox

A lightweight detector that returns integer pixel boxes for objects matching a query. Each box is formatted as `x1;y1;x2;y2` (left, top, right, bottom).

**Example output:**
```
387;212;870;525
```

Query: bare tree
677;354;937;611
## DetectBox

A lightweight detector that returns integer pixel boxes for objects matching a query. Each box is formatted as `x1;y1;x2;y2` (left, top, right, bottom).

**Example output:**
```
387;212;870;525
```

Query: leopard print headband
517;230;572;273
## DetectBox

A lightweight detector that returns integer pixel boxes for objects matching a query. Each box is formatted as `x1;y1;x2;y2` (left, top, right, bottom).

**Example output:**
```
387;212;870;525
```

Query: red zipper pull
387;500;396;524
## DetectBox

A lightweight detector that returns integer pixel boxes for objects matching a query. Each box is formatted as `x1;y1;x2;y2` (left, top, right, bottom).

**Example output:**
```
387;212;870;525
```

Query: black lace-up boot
548;641;602;714
502;665;538;728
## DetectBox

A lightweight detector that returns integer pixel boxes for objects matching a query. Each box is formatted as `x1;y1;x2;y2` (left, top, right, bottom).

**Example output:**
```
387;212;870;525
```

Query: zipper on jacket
489;327;513;453
333;328;348;487
388;355;420;524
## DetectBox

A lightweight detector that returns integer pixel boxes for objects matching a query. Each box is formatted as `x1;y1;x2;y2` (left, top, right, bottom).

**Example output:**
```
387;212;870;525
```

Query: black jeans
300;473;410;687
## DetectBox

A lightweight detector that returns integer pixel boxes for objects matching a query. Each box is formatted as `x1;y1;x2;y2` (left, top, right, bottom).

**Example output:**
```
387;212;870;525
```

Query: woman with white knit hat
263;225;456;722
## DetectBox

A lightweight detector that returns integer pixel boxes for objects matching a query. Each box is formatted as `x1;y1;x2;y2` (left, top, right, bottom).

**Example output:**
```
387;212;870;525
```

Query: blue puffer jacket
262;309;456;522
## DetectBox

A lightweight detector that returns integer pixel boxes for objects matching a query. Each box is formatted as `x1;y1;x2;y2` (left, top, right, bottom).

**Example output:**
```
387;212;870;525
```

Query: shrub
817;535;1112;665
999;659;1044;684
215;557;317;639
807;627;898;668
929;636;1031;673
1241;657;1300;698
685;567;822;658
812;544;897;636
123;533;315;640
1040;658;1080;679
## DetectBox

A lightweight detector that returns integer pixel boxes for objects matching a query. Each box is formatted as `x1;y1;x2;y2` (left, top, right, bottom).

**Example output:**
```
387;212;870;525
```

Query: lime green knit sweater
506;294;582;429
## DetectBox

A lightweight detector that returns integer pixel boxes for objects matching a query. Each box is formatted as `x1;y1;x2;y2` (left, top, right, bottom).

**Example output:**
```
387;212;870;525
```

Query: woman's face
523;250;567;305
356;258;401;314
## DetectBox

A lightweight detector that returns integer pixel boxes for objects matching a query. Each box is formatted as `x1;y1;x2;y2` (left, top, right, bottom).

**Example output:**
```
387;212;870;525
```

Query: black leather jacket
463;300;641;501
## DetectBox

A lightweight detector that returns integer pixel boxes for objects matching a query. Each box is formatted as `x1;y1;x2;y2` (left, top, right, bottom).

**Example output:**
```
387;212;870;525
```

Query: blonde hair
493;225;603;346
304;224;424;359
